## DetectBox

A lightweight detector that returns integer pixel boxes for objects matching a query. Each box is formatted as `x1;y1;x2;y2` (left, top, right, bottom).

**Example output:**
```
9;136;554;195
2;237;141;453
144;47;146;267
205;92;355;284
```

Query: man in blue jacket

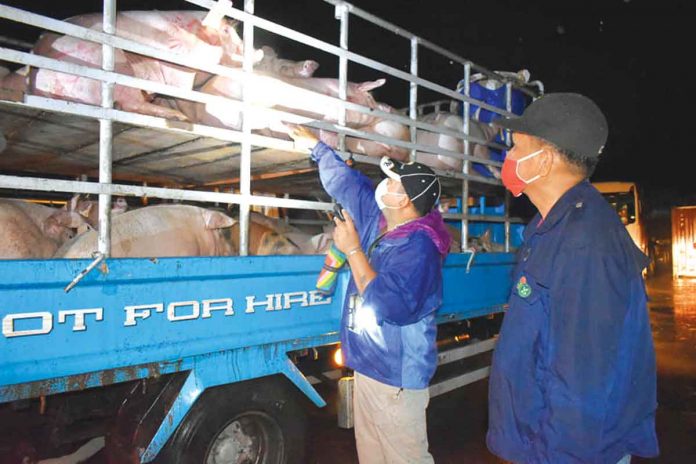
287;125;451;464
487;93;659;463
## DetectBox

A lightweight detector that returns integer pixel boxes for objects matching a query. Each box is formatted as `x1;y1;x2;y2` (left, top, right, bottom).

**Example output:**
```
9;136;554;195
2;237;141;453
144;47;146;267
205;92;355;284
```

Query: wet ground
2;270;694;463
308;270;696;463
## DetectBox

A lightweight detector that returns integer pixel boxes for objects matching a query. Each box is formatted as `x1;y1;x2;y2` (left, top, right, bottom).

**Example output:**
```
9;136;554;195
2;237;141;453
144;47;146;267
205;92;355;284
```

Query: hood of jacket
379;209;451;257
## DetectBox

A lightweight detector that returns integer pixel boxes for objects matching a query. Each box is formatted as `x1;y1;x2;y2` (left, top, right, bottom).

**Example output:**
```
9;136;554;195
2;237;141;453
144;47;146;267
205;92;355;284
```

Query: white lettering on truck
3;291;332;338
3;307;103;338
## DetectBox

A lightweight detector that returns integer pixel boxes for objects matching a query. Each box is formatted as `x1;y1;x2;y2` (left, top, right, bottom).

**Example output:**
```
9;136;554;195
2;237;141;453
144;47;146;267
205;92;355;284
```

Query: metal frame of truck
0;0;540;461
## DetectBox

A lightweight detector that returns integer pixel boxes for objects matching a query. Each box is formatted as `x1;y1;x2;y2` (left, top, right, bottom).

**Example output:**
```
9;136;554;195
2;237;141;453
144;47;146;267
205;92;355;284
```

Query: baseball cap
380;157;441;216
493;93;608;158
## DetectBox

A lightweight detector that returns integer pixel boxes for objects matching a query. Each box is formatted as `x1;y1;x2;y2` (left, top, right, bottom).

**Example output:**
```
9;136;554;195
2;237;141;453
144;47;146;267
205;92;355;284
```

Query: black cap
380;157;441;216
494;93;608;158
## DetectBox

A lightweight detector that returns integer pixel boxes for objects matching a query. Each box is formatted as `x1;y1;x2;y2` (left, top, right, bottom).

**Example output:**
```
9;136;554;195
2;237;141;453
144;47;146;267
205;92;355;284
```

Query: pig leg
114;86;189;121
0;66;28;101
31;33;189;121
319;130;339;148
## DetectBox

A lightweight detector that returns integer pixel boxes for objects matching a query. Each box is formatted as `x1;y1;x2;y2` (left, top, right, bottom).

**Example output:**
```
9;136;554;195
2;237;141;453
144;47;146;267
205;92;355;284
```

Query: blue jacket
487;181;659;463
312;143;451;389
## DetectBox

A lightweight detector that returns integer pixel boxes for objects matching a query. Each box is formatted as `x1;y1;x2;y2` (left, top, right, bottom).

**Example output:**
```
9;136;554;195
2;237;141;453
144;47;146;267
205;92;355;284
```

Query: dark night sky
1;0;693;211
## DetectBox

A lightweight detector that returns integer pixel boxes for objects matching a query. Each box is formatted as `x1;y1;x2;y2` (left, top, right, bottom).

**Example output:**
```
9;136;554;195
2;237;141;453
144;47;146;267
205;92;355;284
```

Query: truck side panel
1;252;514;402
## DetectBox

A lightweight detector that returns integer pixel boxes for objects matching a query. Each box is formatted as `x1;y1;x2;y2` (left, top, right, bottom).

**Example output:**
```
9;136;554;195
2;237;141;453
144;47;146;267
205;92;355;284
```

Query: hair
545;141;599;178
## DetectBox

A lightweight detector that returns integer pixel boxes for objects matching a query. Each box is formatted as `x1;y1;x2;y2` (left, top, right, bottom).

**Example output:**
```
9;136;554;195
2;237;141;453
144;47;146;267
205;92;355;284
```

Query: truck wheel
157;375;308;464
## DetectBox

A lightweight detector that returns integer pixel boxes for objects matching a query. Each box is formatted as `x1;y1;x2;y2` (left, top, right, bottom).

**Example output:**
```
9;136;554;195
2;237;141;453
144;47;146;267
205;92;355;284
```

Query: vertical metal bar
461;63;471;251
504;82;513;252
409;37;418;163
239;0;255;256
98;0;116;256
335;2;349;153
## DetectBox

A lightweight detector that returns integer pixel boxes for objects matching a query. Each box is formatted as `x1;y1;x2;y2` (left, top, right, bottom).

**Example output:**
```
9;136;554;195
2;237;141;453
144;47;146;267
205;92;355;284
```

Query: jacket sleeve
535;247;634;462
311;142;381;237
360;234;442;326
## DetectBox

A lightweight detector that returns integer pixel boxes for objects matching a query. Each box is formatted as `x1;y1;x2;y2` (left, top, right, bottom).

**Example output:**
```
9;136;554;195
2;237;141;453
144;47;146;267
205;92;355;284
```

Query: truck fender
105;345;324;463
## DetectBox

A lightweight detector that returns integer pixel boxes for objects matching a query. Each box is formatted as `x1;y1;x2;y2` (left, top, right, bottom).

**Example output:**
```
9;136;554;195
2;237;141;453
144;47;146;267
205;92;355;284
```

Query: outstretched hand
284;123;319;153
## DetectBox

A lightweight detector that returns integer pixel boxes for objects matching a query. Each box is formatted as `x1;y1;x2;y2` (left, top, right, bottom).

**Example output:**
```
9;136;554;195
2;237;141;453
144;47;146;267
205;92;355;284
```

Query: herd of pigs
0;9;501;174
0;196;336;259
0;9;504;260
0;195;499;260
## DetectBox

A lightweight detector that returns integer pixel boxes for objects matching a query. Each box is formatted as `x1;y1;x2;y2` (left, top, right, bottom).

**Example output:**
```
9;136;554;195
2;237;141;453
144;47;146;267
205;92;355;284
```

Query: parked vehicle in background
672;206;696;278
593;181;647;254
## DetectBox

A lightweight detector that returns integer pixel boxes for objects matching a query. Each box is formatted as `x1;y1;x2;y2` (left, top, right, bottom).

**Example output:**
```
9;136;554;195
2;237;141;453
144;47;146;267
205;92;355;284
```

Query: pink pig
0;199;86;259
0;10;259;121
55;204;237;258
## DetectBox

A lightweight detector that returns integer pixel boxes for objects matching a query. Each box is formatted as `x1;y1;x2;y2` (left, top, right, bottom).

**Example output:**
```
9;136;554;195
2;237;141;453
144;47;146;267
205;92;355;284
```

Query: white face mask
374;178;407;210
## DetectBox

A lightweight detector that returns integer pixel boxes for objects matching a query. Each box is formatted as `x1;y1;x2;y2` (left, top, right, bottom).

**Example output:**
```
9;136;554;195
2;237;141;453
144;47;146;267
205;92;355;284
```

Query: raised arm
286;124;381;238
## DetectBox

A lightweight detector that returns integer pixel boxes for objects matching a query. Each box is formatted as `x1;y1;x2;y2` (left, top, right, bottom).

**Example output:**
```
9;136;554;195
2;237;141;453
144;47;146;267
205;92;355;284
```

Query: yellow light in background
333;347;343;367
673;207;696;277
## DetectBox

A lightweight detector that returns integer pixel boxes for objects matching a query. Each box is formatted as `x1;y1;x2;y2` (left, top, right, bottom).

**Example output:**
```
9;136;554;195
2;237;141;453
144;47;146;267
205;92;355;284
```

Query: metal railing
0;0;537;259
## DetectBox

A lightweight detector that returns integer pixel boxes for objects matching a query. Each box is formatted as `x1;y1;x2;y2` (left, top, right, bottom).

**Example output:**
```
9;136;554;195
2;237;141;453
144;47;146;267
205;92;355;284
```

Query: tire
156;375;308;464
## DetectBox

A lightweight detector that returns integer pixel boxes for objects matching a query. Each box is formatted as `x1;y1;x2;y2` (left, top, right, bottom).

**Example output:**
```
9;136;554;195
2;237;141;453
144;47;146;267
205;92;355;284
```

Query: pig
66;195;129;233
275;76;386;128
230;220;302;255
446;226;512;254
254;45;319;78
318;109;500;167
242;212;338;255
0;199;86;259
55;204;237;258
168;73;388;133
0;11;258;121
414;112;500;176
243;212;338;255
226;212;305;255
318;102;411;160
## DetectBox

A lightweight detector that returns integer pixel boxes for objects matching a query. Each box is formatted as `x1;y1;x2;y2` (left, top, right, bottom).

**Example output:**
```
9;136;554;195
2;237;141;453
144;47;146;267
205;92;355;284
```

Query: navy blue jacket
312;143;451;389
487;181;659;463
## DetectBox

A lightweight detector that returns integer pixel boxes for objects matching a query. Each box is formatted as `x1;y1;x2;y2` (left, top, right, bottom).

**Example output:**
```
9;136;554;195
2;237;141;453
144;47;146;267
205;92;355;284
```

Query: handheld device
333;203;345;222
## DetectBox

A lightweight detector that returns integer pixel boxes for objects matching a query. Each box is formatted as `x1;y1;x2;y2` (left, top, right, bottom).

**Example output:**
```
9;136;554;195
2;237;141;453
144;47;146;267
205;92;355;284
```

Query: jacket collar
524;180;591;240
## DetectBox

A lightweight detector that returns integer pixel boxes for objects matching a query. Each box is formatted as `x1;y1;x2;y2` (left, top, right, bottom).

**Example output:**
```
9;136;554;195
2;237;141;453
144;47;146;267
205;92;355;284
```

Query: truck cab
592;181;647;254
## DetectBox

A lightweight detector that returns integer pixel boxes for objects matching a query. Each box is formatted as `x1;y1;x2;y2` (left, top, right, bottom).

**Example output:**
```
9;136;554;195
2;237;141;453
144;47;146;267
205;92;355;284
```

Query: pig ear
204;210;237;229
63;211;88;228
260;45;276;58
358;78;386;92
253;48;265;64
43;212;86;237
67;194;80;211
77;201;93;218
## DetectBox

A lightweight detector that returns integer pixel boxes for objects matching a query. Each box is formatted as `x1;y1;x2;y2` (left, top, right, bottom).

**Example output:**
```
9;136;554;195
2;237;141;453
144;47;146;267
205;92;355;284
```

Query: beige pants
353;372;434;464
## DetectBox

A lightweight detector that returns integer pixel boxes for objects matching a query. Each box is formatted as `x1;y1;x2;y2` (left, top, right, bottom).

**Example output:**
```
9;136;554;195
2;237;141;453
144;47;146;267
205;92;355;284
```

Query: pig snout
298;60;319;78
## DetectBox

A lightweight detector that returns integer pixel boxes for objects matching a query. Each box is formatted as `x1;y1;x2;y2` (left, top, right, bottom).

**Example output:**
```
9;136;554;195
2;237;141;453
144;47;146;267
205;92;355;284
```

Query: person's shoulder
387;229;439;254
562;186;625;250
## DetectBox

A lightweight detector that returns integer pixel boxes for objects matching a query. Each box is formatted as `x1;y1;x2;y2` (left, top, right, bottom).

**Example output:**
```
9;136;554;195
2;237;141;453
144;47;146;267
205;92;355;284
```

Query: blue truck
0;0;540;461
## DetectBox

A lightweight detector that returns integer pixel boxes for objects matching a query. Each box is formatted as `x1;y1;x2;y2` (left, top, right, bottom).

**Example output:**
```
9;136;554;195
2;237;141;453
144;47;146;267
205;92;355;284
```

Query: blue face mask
374;178;407;210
